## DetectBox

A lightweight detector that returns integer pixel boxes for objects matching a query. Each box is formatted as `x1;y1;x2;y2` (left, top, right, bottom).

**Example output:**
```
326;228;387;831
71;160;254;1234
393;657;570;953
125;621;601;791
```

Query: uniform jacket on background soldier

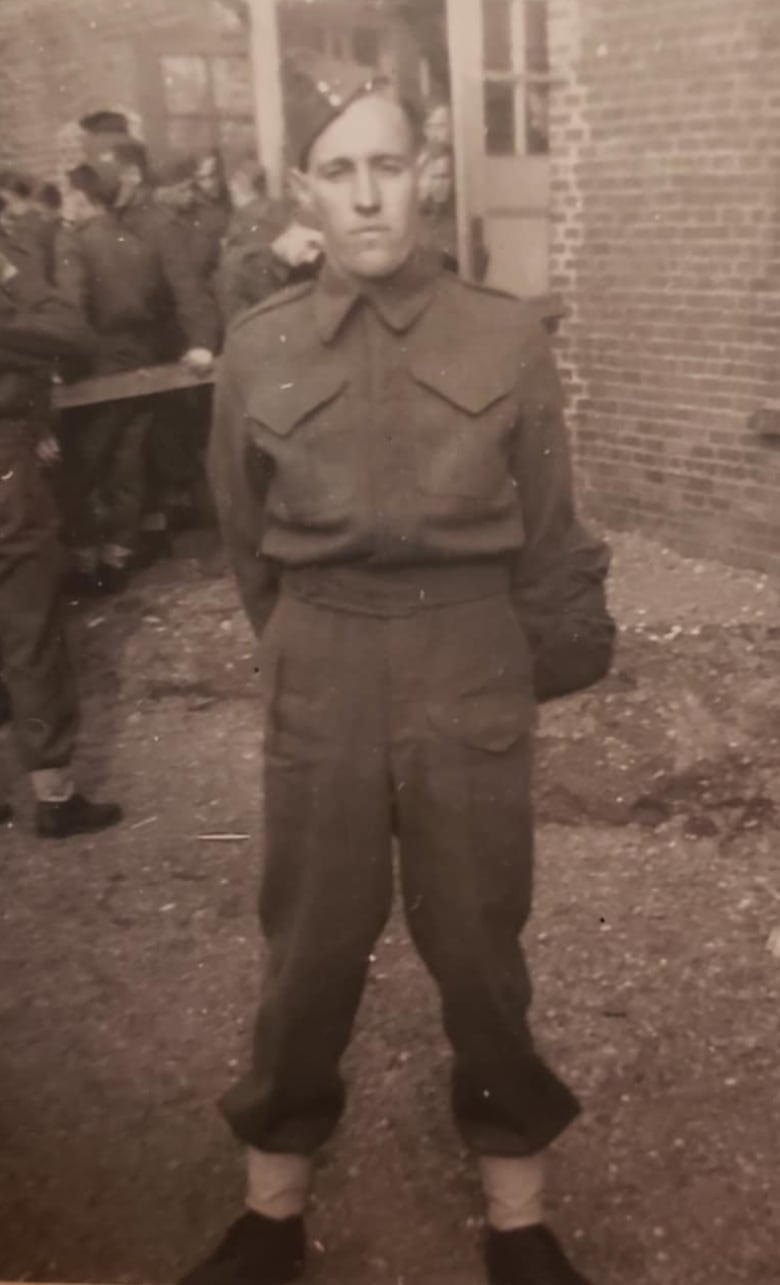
0;230;91;780
55;207;164;372
113;187;219;361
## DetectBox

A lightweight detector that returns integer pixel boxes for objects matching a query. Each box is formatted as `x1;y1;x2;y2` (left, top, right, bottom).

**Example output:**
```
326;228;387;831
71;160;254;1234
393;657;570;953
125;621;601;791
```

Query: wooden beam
54;362;218;411
247;0;286;200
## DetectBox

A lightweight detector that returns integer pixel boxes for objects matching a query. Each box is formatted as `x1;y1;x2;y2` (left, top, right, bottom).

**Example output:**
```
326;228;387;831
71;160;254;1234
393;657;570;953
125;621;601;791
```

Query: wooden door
447;0;552;301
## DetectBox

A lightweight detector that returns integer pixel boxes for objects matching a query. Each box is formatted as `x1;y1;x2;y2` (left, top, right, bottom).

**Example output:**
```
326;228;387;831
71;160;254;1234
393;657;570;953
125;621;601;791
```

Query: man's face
426;154;454;207
298;93;420;280
194;155;221;201
61;185;91;227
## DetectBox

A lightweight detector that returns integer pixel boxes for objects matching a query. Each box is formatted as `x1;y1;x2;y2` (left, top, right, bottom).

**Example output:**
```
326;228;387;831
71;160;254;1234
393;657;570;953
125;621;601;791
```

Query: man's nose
351;165;380;215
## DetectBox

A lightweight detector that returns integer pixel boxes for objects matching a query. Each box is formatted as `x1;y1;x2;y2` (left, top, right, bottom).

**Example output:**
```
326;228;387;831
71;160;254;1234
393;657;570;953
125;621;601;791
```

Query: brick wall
0;0;221;178
549;0;780;573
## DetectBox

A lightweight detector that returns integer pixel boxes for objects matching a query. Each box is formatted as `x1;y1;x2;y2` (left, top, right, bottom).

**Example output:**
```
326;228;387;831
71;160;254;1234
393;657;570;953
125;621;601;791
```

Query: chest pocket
247;363;353;526
408;350;518;501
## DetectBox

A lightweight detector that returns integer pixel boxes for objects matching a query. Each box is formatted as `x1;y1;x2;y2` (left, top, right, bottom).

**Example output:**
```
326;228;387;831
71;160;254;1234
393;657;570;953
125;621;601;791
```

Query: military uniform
209;249;614;1160
0;234;89;790
55;212;162;570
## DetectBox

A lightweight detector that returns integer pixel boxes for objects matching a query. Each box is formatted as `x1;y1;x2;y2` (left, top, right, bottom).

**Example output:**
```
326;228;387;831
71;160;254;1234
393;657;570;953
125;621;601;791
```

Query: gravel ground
0;529;778;1285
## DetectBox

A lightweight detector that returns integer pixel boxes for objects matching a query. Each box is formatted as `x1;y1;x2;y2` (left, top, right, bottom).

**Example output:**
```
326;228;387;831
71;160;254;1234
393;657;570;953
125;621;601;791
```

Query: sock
246;1148;312;1222
479;1152;546;1232
31;767;76;804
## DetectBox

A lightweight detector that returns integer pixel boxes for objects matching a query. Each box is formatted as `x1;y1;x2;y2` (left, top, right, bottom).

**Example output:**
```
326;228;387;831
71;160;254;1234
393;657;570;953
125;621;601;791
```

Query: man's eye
320;165;350;181
375;158;404;174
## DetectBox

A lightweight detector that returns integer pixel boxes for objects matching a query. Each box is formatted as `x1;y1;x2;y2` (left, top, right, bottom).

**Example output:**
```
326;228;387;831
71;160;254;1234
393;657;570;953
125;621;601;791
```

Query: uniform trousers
63;397;156;557
0;428;79;772
221;562;579;1159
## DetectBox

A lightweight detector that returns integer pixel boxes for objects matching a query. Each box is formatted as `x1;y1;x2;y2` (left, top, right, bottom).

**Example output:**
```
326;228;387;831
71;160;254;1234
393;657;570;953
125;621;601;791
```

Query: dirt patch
0;529;778;1285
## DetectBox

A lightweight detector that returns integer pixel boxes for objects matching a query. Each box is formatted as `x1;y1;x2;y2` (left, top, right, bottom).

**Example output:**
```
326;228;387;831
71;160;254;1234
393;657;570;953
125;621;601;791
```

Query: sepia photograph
0;2;777;1283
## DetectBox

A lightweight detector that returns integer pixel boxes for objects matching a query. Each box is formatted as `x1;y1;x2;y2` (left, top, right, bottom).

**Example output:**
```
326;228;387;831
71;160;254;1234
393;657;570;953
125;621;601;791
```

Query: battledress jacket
55;213;168;373
0;232;95;423
209;251;615;702
113;191;219;358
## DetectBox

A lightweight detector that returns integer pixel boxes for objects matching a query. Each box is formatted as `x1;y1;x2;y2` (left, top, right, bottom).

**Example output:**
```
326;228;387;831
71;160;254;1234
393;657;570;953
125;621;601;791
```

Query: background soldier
0;225;122;836
106;139;218;564
56;162;162;592
187;74;614;1285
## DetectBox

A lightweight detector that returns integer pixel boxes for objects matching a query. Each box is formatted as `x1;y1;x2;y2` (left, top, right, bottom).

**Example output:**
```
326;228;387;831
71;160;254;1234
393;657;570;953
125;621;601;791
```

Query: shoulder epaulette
229;280;316;334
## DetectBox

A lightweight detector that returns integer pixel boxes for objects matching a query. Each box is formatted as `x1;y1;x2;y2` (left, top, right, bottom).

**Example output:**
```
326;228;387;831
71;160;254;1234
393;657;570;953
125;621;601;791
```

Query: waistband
281;560;512;617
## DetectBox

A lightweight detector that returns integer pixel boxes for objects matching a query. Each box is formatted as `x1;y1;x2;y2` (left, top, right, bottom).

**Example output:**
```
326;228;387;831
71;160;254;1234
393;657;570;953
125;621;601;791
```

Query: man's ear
289;167;314;218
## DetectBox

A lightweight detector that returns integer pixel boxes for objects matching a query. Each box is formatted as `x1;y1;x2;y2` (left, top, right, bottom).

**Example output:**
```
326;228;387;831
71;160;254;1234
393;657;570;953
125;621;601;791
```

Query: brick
550;0;780;571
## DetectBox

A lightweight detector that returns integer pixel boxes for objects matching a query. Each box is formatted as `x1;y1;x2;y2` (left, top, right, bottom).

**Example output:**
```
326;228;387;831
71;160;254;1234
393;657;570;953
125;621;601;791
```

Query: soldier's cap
283;54;409;169
79;110;131;136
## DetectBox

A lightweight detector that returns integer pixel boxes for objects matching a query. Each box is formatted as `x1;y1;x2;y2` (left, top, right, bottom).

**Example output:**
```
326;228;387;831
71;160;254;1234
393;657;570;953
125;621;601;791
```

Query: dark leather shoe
485;1224;594;1285
36;793;123;839
0;801;12;825
178;1211;306;1285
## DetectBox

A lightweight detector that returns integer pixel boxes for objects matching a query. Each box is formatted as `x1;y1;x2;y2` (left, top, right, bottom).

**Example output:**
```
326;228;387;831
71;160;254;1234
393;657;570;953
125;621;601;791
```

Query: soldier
0;227;122;836
107;140;219;564
185;75;614;1285
56;162;176;592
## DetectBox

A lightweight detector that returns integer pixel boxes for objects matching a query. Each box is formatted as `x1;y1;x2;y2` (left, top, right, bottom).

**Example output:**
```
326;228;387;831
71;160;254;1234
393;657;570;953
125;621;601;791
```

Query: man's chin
344;248;410;280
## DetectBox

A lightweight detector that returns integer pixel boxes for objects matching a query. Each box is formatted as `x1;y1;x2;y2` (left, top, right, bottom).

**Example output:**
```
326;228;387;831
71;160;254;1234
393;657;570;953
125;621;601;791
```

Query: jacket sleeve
155;212;220;353
53;227;89;314
0;272;95;368
207;345;280;638
510;321;616;702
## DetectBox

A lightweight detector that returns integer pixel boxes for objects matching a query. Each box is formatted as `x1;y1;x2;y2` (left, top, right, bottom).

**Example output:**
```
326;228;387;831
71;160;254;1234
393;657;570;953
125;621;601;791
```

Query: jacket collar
313;247;441;343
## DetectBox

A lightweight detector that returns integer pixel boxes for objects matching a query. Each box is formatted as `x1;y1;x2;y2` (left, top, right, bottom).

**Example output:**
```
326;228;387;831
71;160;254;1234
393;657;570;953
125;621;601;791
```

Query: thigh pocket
427;690;534;753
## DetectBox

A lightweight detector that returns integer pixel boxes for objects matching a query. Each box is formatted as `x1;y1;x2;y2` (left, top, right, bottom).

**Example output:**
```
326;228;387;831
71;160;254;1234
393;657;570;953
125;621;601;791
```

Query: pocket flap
428;691;533;752
410;348;518;415
247;363;348;436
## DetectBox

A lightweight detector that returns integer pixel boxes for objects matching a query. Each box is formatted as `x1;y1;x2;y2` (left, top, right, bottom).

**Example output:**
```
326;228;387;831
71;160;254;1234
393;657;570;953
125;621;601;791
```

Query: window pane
218;117;258;161
526;84;549;154
167;116;215;153
162;55;210;115
482;0;512;72
484;81;516;155
212;55;253;115
525;0;549;73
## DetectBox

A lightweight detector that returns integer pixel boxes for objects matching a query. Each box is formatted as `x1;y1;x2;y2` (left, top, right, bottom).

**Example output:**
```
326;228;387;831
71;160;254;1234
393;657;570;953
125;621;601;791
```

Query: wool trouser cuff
30;767;76;803
479;1152;546;1232
246;1149;312;1221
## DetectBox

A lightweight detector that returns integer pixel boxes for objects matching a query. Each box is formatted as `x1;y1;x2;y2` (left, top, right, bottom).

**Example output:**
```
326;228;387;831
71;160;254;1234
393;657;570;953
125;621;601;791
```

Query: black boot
178;1212;306;1285
36;793;123;840
485;1225;594;1285
0;801;12;825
